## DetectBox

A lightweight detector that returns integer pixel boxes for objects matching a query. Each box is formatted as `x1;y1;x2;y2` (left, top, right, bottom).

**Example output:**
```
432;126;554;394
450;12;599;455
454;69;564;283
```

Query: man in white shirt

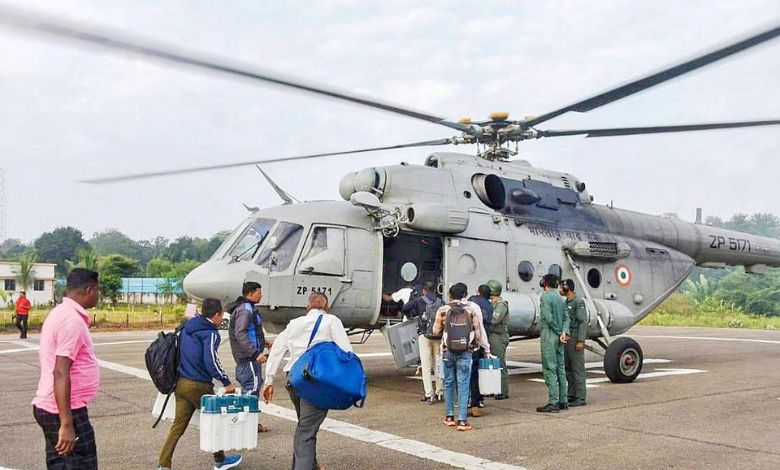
261;292;352;470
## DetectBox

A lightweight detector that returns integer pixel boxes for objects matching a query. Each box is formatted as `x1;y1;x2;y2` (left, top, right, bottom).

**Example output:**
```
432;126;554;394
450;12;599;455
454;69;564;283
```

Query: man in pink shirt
32;268;100;470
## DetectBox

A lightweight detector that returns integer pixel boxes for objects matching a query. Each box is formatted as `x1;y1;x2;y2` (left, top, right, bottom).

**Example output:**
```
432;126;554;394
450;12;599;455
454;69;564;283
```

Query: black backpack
420;296;443;339
444;303;472;353
145;325;182;428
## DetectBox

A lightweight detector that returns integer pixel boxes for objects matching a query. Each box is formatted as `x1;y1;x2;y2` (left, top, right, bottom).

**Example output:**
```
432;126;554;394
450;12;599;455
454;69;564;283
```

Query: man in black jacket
228;281;271;433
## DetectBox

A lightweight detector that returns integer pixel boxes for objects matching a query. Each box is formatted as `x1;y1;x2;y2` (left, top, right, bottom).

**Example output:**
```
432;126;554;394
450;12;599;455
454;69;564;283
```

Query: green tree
206;231;232;259
34;226;89;276
13;251;37;291
98;254;141;278
90;229;146;262
99;273;123;305
714;269;780;315
146;257;175;277
0;239;28;260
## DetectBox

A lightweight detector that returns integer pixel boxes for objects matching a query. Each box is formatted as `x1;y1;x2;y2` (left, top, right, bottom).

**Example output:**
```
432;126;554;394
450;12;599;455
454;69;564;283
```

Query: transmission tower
0;168;6;241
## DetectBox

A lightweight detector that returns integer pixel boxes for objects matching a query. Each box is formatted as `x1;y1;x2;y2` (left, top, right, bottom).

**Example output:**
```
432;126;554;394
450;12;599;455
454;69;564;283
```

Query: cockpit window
298;226;345;276
227;218;276;261
256;222;304;271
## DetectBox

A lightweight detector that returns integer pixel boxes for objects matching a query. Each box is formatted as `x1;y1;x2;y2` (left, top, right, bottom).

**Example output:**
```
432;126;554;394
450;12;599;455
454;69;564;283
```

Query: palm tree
14;251;37;292
65;246;99;272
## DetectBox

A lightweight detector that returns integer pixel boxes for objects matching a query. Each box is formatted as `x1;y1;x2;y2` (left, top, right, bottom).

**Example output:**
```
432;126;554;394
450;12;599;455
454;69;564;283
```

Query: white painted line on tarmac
527;367;706;386
632;335;780;345
0;339;150;355
97;359;530;470
0;347;38;355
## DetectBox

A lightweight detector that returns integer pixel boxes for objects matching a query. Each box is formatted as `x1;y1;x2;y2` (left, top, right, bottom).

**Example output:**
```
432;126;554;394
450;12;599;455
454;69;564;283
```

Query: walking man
486;280;510;400
262;292;352;470
15;290;31;338
228;281;271;433
32;269;101;470
433;283;484;431
402;282;444;404
158;298;242;470
561;279;588;406
536;274;570;413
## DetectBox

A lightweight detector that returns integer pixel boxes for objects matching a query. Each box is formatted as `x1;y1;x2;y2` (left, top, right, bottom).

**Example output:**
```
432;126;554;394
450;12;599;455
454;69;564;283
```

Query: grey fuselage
184;153;780;337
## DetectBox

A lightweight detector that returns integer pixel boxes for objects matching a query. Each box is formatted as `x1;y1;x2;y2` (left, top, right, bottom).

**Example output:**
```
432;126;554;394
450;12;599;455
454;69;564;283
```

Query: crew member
486;280;510;399
537;274;570;413
560;279;588;406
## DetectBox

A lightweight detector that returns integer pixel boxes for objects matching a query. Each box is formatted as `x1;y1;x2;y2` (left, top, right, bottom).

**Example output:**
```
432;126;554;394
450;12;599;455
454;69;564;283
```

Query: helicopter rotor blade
538;119;780;138
80;138;456;184
524;24;780;128
0;5;469;133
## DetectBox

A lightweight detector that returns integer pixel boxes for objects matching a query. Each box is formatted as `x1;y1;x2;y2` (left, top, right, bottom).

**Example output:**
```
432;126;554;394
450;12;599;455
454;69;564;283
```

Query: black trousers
33;406;98;470
469;347;484;407
15;314;28;338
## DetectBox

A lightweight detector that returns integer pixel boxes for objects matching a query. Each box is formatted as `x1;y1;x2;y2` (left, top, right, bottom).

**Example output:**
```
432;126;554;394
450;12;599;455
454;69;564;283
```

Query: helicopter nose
183;261;243;304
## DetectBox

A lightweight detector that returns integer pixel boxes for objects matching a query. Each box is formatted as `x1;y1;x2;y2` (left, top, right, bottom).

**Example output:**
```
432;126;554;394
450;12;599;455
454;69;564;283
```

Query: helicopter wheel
604;337;643;383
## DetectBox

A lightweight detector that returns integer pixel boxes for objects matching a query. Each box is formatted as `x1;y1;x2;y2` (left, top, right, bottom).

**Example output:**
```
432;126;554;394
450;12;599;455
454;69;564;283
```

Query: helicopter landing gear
603;337;644;383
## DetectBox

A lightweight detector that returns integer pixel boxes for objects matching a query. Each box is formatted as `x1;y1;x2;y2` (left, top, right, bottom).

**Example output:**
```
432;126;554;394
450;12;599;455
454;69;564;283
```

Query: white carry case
199;390;259;452
477;357;502;396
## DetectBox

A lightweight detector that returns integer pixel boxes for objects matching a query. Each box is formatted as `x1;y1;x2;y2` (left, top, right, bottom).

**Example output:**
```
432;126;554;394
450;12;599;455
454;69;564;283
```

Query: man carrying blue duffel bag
262;292;366;470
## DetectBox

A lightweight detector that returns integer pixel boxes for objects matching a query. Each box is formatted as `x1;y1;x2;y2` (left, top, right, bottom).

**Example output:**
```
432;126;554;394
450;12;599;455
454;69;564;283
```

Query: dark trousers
15;314;28;338
33;406;97;470
286;380;328;470
158;378;225;468
469;348;484;407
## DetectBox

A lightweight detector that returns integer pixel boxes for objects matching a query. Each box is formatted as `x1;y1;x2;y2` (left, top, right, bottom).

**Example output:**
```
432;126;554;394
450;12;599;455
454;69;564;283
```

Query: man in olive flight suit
537;274;570;413
486;280;510;400
560;279;588;406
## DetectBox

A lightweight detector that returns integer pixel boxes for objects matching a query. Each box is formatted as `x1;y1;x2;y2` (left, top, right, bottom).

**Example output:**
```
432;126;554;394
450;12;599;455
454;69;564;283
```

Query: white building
0;261;56;307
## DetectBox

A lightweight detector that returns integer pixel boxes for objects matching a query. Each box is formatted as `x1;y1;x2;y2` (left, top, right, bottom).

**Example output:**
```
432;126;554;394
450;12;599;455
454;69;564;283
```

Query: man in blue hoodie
158;298;242;470
228;281;270;433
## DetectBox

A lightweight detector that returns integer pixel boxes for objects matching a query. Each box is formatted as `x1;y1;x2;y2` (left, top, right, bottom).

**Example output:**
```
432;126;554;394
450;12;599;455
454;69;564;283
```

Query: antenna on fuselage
256;165;300;205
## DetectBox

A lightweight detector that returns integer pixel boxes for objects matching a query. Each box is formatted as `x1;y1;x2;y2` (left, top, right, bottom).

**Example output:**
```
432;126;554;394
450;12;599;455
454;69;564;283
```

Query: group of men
399;274;589;427
400;280;509;431
30;269;343;470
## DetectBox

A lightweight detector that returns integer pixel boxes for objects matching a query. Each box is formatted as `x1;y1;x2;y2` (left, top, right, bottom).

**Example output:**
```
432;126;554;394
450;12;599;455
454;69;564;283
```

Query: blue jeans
443;350;472;422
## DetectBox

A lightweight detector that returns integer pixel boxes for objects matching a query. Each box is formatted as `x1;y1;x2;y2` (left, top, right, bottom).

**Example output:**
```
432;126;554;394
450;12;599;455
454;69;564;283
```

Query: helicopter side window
298;226;345;276
256;222;304;271
227;218;276;260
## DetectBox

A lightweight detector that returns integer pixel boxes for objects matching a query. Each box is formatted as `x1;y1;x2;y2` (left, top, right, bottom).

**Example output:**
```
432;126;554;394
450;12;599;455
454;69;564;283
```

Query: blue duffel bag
288;314;367;410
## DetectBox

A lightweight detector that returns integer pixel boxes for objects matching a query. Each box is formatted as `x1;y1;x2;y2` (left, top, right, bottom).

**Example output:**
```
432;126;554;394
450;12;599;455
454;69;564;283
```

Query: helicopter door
444;237;507;294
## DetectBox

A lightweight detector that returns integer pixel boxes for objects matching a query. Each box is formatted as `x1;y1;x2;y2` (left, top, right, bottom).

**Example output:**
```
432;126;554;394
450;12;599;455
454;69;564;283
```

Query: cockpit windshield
226;218;276;261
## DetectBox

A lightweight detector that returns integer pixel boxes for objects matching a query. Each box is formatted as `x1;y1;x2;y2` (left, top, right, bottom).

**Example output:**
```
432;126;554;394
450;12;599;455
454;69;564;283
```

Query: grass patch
641;293;780;330
1;304;187;331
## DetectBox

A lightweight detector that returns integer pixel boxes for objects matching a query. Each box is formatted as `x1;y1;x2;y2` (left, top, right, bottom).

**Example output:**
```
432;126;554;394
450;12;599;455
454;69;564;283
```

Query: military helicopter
3;7;779;383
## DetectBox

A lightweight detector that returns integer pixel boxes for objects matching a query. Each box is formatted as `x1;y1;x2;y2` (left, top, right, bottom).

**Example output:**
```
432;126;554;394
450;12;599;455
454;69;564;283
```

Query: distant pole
0;168;6;241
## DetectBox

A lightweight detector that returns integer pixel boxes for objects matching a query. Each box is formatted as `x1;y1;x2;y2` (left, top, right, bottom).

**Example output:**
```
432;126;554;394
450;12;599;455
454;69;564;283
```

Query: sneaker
569;399;587;407
421;396;437;405
494;394;509;400
468;407;483;417
214;454;242;470
456;420;473;431
443;415;456;427
477;400;485;408
558;402;569;410
536;403;560;413
435;393;443;402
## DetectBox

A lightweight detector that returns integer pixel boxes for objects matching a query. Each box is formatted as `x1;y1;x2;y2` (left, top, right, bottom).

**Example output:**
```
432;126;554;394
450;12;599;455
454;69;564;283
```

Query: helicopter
3;7;779;383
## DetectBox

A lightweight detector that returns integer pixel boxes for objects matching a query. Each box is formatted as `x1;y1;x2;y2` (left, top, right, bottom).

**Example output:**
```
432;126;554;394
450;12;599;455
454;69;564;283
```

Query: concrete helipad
2;325;780;469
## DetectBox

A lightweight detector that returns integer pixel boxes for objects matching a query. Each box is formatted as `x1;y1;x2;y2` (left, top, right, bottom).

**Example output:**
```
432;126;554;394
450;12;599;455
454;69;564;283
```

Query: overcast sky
0;0;778;243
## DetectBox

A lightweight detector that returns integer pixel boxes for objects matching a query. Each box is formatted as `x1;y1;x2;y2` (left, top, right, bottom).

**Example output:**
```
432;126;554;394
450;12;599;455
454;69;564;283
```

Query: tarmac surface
2;325;780;470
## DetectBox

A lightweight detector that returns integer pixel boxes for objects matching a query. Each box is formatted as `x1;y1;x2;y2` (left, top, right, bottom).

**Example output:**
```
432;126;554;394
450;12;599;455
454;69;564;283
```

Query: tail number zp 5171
709;235;751;252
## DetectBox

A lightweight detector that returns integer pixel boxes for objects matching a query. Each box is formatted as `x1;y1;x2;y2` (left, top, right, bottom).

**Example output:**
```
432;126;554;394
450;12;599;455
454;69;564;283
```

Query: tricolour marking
615;263;632;287
96;360;529;470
